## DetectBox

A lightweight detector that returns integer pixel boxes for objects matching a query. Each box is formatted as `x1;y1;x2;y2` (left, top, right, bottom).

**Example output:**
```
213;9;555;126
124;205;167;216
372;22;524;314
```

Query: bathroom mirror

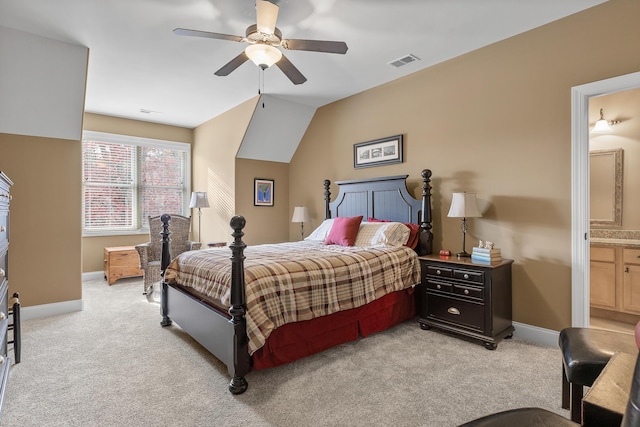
590;148;623;227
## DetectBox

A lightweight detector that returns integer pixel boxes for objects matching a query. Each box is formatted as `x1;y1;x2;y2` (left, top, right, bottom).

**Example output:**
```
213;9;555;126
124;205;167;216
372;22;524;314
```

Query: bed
159;170;433;394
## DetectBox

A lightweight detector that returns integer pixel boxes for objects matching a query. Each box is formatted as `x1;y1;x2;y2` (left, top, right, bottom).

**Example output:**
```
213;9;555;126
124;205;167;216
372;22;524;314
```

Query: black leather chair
459;350;640;426
559;327;638;422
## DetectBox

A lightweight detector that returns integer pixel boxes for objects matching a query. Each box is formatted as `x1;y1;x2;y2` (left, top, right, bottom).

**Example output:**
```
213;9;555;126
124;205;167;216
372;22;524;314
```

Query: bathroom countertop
591;238;640;247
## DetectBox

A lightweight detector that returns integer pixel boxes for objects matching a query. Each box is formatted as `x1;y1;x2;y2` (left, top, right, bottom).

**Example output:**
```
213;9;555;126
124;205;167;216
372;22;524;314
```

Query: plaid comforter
164;241;421;354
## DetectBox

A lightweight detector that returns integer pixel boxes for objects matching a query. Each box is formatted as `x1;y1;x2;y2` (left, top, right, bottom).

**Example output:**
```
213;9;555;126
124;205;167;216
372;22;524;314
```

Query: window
82;131;191;235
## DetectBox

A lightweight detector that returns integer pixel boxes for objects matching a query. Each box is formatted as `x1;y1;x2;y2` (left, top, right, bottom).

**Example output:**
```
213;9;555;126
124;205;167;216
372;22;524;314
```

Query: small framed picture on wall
254;178;274;207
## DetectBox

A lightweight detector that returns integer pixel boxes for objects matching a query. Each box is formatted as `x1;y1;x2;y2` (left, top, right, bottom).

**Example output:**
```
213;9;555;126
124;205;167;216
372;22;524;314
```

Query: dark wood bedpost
323;179;331;219
419;169;433;255
228;215;250;395
160;214;172;327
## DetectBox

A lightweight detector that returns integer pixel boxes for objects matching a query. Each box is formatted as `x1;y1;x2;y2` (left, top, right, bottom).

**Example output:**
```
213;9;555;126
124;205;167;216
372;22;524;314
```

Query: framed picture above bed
353;134;403;169
254;178;274;207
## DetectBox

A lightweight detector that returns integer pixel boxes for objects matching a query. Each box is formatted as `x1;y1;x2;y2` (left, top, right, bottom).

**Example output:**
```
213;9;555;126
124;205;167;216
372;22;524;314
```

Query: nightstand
417;255;514;350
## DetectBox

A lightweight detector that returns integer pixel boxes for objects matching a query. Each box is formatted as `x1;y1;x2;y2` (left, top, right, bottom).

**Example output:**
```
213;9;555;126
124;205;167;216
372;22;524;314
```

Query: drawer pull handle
464;289;469;295
0;268;4;278
436;270;441;275
448;307;460;315
463;274;470;279
0;226;4;232
436;284;441;289
0;312;5;320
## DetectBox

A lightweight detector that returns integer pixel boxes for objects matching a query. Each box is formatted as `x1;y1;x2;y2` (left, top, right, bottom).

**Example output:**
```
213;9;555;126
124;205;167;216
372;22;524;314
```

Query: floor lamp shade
189;192;209;243
291;206;310;240
447;192;482;257
189;192;210;209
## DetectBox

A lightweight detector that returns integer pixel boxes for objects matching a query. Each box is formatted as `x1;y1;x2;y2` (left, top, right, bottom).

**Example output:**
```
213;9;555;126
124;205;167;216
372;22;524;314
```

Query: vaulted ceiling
0;0;607;129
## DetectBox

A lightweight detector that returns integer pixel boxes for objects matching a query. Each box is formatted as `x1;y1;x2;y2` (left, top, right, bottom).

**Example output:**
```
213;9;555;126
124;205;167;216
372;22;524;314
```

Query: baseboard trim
82;271;104;281
512;321;559;348
21;299;83;321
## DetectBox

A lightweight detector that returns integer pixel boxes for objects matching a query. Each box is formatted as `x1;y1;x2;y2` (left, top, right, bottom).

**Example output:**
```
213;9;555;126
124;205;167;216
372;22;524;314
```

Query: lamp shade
291;206;310;223
189;192;210;209
447;193;482;218
245;43;282;68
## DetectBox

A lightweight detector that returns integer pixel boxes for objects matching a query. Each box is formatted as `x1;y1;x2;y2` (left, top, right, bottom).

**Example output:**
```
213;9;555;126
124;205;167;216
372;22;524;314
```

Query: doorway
571;71;640;328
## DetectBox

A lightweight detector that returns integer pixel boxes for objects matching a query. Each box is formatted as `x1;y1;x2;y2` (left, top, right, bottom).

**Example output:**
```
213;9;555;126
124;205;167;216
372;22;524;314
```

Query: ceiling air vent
388;54;420;68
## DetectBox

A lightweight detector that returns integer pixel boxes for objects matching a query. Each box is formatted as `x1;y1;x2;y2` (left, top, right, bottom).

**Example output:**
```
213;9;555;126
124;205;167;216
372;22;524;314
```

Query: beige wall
589;87;640;230
0;133;82;306
192;97;258;245
289;0;640;331
81;113;194;272
235;158;289;245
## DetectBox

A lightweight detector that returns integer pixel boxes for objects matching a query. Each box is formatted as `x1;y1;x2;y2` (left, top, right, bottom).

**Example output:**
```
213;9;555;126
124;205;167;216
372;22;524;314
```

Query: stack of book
471;247;502;263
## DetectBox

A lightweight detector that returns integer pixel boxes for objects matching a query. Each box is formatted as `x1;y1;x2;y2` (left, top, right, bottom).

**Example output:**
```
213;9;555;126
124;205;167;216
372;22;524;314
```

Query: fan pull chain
259;66;266;108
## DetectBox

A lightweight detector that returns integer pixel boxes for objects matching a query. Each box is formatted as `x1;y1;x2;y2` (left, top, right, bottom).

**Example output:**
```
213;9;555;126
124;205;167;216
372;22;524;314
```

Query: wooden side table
207;242;227;248
417;254;514;350
104;246;143;285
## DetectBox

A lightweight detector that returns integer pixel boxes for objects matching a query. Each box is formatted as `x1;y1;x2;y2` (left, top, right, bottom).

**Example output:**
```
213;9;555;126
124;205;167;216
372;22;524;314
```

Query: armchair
135;214;201;295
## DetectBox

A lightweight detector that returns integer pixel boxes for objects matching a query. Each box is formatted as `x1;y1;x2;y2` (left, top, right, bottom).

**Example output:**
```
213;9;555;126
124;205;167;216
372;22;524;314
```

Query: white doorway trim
571;71;640;327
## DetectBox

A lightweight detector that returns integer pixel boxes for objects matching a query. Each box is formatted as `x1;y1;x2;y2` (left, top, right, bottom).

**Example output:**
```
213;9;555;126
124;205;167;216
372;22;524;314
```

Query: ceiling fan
173;0;348;85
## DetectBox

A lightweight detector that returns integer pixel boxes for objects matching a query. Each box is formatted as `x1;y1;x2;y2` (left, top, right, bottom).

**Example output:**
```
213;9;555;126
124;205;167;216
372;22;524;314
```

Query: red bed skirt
252;287;417;370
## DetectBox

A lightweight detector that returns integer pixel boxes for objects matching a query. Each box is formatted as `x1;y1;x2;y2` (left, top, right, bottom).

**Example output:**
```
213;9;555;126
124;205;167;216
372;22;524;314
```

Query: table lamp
291;206;310;240
447;192;482;257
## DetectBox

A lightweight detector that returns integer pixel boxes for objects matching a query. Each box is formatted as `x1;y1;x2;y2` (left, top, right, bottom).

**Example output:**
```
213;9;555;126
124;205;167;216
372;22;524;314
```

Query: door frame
571;71;640;327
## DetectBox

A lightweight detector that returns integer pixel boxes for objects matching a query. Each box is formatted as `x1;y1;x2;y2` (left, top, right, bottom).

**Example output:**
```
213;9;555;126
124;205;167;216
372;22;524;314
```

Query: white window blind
82;131;191;235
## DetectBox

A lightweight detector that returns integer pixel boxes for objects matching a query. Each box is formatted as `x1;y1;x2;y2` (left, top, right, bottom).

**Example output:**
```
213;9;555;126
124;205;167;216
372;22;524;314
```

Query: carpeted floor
2;278;568;426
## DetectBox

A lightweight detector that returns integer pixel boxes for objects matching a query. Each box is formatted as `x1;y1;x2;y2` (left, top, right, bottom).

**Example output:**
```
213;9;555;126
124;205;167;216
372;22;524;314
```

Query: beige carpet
2;278;568;426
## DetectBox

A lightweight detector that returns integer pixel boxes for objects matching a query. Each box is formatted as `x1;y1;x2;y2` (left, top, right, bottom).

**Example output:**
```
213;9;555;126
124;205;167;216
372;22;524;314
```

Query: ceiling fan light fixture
245;44;282;68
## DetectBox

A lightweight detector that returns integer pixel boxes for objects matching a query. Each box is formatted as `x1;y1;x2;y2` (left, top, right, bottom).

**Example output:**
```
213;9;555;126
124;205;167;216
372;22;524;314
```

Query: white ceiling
0;0;607;129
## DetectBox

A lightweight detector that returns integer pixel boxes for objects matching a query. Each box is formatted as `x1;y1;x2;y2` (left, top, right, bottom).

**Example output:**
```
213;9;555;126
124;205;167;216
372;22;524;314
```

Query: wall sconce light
447;192;482;258
592;108;622;133
291;206;310;240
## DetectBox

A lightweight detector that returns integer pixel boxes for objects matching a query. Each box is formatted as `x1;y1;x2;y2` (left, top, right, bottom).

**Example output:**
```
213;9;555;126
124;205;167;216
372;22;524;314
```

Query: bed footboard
160;214;251;394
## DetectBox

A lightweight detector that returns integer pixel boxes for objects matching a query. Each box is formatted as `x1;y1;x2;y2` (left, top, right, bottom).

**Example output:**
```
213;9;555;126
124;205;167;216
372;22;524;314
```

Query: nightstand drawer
425;279;453;294
427;294;484;332
453;269;483;284
453;284;484;300
425;265;453;279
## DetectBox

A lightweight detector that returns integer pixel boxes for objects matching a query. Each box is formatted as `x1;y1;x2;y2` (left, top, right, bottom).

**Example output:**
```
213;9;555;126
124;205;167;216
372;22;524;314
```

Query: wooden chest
103;246;143;285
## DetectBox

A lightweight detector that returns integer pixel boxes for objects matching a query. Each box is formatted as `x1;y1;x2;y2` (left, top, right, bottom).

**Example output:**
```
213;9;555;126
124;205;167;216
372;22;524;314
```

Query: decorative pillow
305;219;335;241
324;216;363;246
354;222;410;247
368;217;420;249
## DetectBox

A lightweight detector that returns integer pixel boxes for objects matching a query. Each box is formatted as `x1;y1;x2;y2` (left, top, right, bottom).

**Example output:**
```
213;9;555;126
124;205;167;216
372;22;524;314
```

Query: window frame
82;130;191;237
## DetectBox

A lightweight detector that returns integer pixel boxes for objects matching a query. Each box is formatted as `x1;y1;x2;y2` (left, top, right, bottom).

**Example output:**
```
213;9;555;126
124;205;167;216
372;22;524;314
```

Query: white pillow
304;219;335;241
354;222;410;247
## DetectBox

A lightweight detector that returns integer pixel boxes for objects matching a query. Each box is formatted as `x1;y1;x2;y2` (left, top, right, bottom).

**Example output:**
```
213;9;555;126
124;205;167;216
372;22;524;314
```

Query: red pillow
368;217;390;223
324;216;363;246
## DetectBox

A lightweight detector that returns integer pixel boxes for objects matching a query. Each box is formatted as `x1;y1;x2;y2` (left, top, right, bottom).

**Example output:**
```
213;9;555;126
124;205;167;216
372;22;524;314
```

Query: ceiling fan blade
256;1;279;35
214;52;250;76
282;39;348;54
173;28;244;43
275;54;307;85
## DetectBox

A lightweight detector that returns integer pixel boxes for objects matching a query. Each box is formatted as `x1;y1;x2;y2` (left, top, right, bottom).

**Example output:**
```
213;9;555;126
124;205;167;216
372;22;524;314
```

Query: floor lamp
189;191;209;243
291;206;310;240
447;192;482;257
